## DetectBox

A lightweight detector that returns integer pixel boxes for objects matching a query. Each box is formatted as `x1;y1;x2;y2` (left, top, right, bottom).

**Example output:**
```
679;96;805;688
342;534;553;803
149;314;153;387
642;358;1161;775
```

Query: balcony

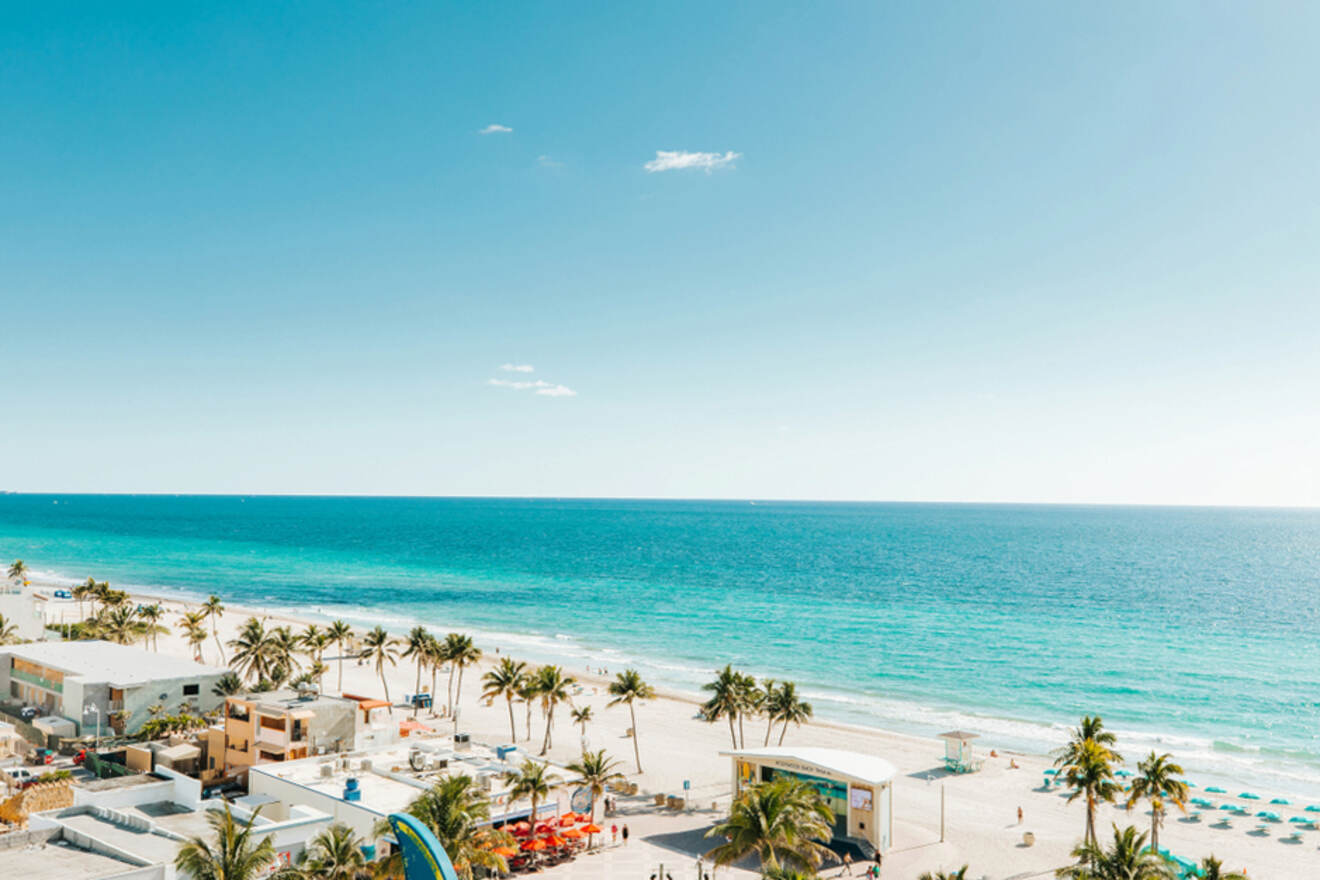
11;668;62;694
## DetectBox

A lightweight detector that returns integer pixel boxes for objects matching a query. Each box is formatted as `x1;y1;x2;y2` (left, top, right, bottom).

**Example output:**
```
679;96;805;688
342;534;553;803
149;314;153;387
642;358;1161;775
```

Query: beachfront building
248;739;551;842
224;690;361;777
724;746;896;854
0;640;229;737
0;583;49;642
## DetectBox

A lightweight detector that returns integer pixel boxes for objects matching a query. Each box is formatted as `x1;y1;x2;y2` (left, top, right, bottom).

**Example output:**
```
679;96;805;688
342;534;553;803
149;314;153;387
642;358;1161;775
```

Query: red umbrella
561;828;585;839
543;834;566;847
580;823;602;834
509;824;531;837
558;813;579;826
492;845;519;857
521;838;547;851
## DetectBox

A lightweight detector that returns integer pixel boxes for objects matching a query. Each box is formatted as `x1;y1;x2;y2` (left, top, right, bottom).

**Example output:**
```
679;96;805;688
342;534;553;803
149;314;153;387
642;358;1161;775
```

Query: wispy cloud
488;374;578;398
500;363;535;373
644;150;742;173
479;123;513;135
537;155;564;169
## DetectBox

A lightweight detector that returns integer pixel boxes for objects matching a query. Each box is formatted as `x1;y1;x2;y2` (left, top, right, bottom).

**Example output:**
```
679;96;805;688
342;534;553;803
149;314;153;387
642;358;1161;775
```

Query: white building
724;746;896;854
0;640;230;737
0;584;50;642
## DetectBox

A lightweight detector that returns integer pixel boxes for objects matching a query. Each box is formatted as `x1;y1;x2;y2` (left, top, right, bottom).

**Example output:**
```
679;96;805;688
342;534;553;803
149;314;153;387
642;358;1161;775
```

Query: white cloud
537;155;564;168
479;124;513;135
488;376;578;398
500;363;535;373
644;150;742;173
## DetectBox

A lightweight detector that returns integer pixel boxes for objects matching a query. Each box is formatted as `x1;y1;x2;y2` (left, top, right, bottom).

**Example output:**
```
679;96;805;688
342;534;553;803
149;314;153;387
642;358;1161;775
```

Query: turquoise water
2;495;1318;792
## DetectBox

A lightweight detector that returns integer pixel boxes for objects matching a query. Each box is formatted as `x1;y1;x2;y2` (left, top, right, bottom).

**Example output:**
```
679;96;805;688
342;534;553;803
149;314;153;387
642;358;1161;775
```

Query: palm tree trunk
727;715;737;749
1151;809;1160;853
212;622;226;663
629;701;643;773
738;713;745;748
525;700;533;742
541;703;554;755
778;719;789;746
380;665;393;715
1085;792;1096;851
430;666;438;717
764;715;774;746
455;664;466;707
337;643;345;692
447;665;455;718
507;697;517;742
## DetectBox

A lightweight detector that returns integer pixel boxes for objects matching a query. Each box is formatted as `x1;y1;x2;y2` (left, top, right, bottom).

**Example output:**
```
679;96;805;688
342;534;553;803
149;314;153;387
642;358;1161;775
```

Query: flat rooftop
1;835;144;880
2;640;227;686
252;739;550;822
236;689;356;715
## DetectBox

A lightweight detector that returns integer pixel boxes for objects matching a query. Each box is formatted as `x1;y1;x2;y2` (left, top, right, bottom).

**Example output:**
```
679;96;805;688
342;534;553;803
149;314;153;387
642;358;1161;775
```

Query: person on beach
1017;805;1023;824
873;850;882;877
622;823;629;846
611;823;618;844
841;851;853;875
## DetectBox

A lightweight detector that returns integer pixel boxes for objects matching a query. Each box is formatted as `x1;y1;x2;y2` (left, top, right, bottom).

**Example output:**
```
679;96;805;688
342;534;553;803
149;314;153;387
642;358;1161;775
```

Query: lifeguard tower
938;730;983;773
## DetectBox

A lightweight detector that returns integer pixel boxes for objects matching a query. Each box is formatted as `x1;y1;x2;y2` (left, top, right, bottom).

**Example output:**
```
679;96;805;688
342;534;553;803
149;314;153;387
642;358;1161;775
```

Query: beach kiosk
938;730;982;773
723;746;895;853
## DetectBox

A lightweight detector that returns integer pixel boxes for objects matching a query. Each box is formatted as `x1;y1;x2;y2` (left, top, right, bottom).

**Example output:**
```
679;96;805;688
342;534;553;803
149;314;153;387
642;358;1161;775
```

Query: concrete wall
248;771;382;840
72;778;175;809
0;592;47;642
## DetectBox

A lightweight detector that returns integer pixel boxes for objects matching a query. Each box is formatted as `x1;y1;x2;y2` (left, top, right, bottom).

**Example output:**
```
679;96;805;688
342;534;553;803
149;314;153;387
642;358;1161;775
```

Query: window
183;684;200;696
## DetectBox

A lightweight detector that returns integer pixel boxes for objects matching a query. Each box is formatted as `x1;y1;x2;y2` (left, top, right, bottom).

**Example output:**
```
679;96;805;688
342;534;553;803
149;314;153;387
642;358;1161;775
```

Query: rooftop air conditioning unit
320;764;334;779
360;759;372;772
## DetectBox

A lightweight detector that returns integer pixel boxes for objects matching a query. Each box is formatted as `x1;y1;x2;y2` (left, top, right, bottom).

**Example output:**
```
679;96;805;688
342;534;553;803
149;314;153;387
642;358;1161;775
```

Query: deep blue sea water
2;495;1318;792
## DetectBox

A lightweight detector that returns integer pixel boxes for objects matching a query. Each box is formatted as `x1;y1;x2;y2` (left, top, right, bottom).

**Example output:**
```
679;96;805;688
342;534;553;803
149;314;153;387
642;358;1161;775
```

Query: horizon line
1;491;1316;512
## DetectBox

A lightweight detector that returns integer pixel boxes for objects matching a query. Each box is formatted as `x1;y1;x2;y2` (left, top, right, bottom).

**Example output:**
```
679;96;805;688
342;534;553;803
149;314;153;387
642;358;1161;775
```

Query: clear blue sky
3;2;1318;505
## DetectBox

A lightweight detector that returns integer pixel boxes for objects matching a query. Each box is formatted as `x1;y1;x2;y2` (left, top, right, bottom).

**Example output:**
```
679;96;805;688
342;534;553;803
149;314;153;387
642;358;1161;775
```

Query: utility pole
939;783;946;843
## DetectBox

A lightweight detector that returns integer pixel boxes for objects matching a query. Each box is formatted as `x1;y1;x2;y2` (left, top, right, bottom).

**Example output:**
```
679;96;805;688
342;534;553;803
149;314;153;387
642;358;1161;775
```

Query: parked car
3;767;35;787
26;749;54;766
53;589;73;599
18;706;38;721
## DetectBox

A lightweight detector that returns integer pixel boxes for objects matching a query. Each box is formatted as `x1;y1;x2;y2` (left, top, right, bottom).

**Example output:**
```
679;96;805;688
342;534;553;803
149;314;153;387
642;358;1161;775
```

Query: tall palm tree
440;632;465;717
137;603;166;651
566;749;624;849
1198;856;1248;880
733;671;761;748
482;657;528;743
1060;739;1122;852
517;676;540;743
298;822;366;880
450;634;482;710
920;869;969;880
0;614;21;645
326;620;353;692
183;616;210;662
1055;715;1123;768
768;681;813;745
1126;751;1188;854
502;760;561;842
608;668;655;773
702;664;743;748
229;617;273;682
534;664;576;755
202;596;226;663
298;626;329;687
359;626;399;713
760;679;778;745
174;803;276;880
1056;824;1175;879
571;705;594;739
268;626;302;684
72;578;96;619
402;625;432;712
389;774;512;880
7;560;27;585
705;777;834;874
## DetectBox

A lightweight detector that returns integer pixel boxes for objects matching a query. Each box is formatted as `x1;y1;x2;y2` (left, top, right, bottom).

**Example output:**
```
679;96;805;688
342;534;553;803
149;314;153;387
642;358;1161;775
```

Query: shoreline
15;572;1314;875
24;563;1320;801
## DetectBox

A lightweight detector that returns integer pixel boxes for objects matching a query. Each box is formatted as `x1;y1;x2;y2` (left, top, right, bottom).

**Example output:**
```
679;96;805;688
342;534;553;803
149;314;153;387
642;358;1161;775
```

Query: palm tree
0;614;20;645
1056;824;1175;879
359;626;399;713
566;749;624;849
533;664;576;755
391;774;512;880
202;596;226;663
503;760;561;844
733;670;760;748
1126;751;1187;854
517;677;540;743
212;671;244;698
702;664;743;748
768;681;814;745
299;822;367;880
440;632;464;717
920;869;969;880
298;626;329;688
183;616;210;662
326;620;353;692
1060;739;1122;852
759;679;778;745
228;617;272;681
762;869;819;880
608;668;655;773
1055;715;1123;768
72;578;97;618
706;777;834;874
174;802;276;880
402;625;432;713
268;626;302;685
137;603;166;650
1198;856;1248;880
102;605;140;645
571;705;594;739
7;560;27;585
482;657;527;743
450;634;482;710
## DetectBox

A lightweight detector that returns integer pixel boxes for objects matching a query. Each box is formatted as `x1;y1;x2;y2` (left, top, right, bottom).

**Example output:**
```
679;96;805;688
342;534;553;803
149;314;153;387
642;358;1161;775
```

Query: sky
2;2;1318;505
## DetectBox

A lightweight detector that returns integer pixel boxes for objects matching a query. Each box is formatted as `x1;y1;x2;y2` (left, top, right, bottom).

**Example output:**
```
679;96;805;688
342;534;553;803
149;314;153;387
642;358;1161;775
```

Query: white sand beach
59;588;1309;879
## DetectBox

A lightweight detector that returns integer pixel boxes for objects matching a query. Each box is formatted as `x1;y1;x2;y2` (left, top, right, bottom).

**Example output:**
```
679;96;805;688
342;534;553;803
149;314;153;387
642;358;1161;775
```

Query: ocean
2;495;1317;794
